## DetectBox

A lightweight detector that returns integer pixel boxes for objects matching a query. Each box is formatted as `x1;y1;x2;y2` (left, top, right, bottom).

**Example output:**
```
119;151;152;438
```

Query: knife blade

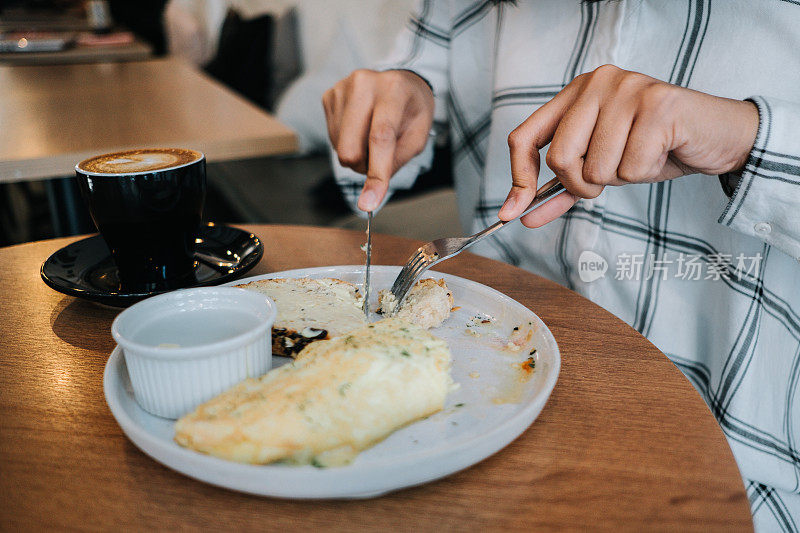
363;211;373;320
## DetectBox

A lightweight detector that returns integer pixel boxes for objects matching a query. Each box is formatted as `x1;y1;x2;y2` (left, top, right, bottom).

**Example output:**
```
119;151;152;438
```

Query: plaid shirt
333;2;800;529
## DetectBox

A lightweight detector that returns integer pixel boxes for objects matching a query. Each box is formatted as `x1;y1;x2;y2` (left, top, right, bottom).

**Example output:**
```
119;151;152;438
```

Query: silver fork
389;178;566;311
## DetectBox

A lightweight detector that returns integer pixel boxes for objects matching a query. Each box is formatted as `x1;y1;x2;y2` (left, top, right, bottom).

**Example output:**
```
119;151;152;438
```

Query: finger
376;71;435;173
359;99;405;211
360;111;431;212
330;86;348;146
322;89;340;147
335;88;375;173
545;91;604;199
520;191;579;228
393;114;433;167
582;96;635;187
617;111;672;183
499;77;587;221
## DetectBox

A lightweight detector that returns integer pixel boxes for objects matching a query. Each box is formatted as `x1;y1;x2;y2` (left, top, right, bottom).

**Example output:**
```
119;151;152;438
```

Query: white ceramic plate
104;266;560;498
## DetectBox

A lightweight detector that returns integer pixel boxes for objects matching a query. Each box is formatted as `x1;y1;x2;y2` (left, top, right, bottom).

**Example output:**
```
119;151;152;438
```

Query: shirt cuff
718;96;800;261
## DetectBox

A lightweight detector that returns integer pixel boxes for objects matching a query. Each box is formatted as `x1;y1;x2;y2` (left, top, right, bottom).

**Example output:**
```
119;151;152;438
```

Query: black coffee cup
76;148;206;291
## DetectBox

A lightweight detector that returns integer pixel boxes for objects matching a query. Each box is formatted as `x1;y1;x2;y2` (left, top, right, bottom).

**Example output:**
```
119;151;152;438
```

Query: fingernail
359;190;377;211
499;196;516;217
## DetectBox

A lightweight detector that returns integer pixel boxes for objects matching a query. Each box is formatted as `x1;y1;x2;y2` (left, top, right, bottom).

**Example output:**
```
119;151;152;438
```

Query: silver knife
363;211;373;320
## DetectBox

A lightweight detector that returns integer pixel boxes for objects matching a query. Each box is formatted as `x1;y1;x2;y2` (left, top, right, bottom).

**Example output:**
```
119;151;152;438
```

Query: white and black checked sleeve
719;96;800;261
332;0;451;215
381;0;450;125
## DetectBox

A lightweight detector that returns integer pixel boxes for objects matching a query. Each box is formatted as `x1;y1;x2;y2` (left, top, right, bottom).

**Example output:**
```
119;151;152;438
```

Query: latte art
78;148;203;174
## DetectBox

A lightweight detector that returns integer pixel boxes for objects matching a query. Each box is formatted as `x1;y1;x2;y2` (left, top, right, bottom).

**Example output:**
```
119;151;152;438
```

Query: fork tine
391;255;433;310
402;250;428;276
392;264;421;300
390;263;414;295
400;266;426;294
390;249;425;293
396;266;421;299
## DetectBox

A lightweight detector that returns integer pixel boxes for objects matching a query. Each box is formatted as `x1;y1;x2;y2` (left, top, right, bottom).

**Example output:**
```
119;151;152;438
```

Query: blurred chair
163;0;227;66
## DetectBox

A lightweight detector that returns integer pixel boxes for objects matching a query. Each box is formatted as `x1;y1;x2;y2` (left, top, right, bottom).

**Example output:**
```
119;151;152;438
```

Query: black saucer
41;223;263;307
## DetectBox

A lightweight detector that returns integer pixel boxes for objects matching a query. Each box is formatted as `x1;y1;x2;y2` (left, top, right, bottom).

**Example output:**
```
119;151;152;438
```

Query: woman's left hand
498;64;759;227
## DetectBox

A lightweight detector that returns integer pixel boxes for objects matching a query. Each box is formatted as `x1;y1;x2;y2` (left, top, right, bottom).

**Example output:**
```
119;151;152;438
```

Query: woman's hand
498;64;759;228
322;69;435;212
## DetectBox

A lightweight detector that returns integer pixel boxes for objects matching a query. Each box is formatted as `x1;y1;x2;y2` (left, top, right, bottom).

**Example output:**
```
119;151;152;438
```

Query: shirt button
754;222;772;234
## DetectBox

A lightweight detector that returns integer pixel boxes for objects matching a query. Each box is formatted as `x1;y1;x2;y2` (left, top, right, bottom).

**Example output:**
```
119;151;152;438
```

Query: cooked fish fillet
378;278;454;329
236;277;367;357
174;318;454;466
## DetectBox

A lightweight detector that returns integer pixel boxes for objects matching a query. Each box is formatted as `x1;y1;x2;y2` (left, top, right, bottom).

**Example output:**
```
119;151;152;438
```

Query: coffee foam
78;148;203;175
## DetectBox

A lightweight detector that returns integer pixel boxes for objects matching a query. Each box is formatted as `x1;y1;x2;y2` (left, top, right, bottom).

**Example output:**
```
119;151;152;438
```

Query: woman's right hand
322;69;435;212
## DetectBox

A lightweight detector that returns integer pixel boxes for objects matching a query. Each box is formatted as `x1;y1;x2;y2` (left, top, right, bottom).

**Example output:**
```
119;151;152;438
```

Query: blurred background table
0;225;753;531
0;57;297;182
0;36;152;66
0;58;297;238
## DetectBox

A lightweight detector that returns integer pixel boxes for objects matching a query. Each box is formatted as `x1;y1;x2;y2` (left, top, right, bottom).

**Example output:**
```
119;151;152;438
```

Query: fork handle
467;179;567;244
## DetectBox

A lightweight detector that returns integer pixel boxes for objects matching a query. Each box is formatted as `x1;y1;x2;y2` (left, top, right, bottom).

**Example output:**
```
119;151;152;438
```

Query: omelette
236;277;454;357
174;318;455;466
235;277;367;357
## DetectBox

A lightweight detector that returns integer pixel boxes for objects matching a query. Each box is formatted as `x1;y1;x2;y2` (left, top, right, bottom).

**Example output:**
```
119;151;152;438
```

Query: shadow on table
50;296;120;351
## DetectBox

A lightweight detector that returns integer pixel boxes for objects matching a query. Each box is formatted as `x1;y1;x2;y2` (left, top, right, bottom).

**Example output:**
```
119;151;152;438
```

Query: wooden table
0;38;152;66
0;58;297;182
0;225;753;531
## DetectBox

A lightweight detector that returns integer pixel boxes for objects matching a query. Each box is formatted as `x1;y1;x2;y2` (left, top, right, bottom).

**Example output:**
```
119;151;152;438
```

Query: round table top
0;224;752;531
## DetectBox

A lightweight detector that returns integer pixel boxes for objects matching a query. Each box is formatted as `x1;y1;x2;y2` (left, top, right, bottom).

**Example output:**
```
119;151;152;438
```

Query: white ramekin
111;287;276;419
